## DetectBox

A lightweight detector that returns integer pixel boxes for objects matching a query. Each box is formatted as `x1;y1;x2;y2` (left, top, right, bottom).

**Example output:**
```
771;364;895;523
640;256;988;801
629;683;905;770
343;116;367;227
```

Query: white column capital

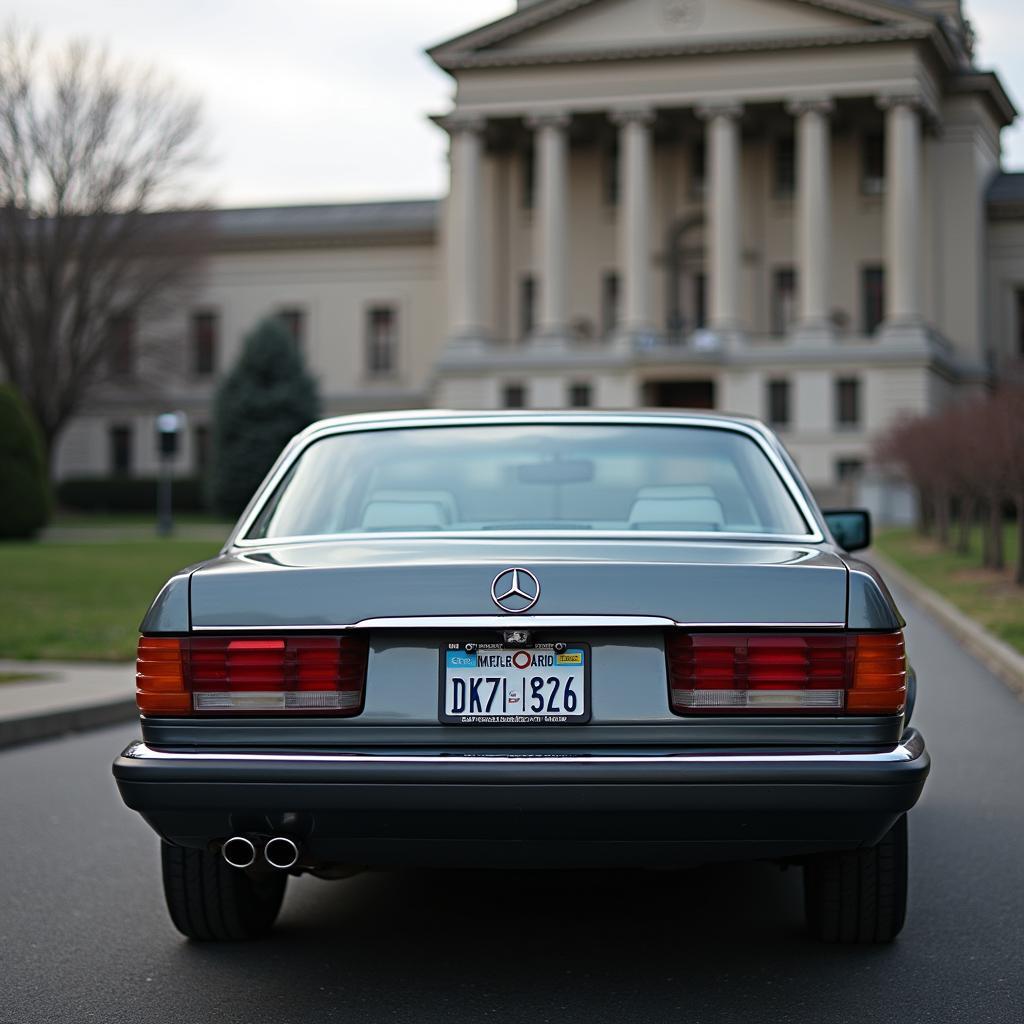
695;101;744;122
610;106;655;127
786;97;834;118
442;112;488;136
526;111;571;131
876;93;923;113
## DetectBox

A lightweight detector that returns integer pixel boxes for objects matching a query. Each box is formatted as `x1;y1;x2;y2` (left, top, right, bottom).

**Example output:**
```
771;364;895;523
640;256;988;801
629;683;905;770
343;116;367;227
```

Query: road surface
2;592;1022;1024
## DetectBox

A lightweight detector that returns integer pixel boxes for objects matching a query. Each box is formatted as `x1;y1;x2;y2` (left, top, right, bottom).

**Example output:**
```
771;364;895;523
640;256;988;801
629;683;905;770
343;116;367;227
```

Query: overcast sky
10;0;1024;206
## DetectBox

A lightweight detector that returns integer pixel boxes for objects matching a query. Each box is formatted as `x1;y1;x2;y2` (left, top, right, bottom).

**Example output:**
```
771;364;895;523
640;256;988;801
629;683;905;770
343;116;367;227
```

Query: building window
193;424;210;476
773;136;795;198
568;382;592;408
278;307;305;350
690;140;706;199
766;379;791;430
192;312;217;376
108;314;136;378
836;458;865;484
603;137;620;206
502;382;526;408
836;377;861;429
520;147;535;210
862;265;885;335
108;423;133;477
1016;287;1024;357
771;267;798;337
861;131;885;195
366;305;398;377
519;275;536;339
602;271;620;337
693;272;707;330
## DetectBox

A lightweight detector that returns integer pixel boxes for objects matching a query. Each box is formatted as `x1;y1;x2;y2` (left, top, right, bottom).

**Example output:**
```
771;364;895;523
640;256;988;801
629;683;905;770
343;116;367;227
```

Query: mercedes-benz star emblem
490;567;541;614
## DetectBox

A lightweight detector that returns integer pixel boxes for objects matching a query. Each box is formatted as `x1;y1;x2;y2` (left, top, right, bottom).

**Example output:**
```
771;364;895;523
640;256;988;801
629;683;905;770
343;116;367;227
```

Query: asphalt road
2;590;1022;1024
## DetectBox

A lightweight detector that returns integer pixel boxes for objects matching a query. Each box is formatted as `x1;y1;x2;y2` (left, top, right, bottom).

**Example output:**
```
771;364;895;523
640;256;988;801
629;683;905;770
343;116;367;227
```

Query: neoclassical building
54;0;1024;505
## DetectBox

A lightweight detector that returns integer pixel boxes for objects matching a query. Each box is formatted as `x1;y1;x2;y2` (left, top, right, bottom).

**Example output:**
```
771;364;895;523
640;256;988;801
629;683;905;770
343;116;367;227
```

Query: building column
879;95;925;340
612;107;655;347
787;98;834;343
528;111;570;345
698;102;745;344
446;114;489;350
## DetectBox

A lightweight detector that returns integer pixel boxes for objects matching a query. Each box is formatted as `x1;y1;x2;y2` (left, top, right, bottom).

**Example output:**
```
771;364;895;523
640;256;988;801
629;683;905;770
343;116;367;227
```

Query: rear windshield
245;424;812;540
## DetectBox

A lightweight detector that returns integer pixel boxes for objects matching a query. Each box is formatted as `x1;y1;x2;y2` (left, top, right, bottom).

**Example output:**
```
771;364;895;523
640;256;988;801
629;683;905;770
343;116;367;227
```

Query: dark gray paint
139;569;193;633
845;558;906;630
187;539;849;627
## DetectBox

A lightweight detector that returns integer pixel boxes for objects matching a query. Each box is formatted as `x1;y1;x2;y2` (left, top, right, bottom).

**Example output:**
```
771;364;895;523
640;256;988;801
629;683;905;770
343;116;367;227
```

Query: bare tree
0;26;210;467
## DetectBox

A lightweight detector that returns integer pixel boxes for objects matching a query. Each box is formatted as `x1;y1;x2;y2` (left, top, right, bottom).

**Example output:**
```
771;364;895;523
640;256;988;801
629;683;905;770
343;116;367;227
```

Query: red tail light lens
136;635;369;716
666;631;906;715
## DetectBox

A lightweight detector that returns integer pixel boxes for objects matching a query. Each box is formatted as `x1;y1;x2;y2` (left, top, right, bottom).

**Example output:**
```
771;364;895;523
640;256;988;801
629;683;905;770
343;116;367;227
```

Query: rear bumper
113;729;929;868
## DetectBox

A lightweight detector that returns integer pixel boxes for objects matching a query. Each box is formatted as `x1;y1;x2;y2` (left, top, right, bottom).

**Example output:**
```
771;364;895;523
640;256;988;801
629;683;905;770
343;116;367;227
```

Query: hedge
0;385;51;538
57;476;209;513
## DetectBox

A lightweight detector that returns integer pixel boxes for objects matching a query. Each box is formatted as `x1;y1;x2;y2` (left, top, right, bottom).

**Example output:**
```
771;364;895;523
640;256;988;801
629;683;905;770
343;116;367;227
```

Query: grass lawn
874;526;1024;656
0;539;221;661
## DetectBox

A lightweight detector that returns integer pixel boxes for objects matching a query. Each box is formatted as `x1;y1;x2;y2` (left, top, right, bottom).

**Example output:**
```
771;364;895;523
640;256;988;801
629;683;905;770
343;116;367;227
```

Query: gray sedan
113;411;928;944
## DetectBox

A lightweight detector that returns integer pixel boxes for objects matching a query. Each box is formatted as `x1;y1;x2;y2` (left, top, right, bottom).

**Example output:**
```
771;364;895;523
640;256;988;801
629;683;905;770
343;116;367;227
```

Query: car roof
293;408;776;443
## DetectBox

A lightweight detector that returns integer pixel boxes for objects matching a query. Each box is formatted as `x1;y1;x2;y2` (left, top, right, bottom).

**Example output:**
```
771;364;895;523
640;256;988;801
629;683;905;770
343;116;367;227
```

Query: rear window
245;424;812;540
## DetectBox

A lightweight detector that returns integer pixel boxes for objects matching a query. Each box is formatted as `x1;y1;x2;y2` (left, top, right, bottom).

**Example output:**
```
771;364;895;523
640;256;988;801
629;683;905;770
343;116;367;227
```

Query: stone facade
52;0;1024;505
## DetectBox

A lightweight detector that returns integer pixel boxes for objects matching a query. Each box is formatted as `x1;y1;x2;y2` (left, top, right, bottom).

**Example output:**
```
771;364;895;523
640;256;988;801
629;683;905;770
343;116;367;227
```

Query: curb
869;550;1024;698
0;698;138;750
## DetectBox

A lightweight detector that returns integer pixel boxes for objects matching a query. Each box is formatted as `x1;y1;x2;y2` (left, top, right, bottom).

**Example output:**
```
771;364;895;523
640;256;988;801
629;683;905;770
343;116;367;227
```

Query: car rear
113;412;929;943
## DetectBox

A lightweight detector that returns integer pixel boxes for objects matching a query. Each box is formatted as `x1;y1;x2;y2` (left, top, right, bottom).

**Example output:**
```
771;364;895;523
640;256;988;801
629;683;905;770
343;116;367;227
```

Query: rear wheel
161;842;287;941
803;815;908;943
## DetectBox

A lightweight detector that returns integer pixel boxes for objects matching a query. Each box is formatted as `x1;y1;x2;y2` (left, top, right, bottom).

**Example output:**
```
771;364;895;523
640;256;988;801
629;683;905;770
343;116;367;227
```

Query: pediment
430;0;934;68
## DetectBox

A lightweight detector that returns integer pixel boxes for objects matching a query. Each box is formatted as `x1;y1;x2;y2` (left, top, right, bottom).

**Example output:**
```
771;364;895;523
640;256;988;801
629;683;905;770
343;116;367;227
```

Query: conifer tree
210;317;319;517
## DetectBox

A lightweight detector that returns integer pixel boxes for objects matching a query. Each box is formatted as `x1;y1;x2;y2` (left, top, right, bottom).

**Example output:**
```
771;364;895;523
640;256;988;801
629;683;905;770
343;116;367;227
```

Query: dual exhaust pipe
221;835;300;871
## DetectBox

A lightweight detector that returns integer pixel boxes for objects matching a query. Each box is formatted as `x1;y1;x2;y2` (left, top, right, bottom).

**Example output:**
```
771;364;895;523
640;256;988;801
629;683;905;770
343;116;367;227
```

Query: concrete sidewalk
0;660;136;748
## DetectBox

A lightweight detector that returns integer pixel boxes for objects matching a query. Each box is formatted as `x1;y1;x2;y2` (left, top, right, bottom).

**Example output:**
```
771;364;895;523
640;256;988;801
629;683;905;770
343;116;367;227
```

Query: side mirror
823;509;872;552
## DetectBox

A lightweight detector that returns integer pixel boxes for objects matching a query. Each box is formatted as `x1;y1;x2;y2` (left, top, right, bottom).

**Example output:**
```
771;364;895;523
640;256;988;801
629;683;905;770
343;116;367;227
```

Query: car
113;410;929;943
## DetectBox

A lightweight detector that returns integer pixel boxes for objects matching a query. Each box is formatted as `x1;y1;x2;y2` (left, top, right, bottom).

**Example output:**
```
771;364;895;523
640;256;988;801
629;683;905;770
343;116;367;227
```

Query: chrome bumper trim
190;615;845;632
122;732;924;767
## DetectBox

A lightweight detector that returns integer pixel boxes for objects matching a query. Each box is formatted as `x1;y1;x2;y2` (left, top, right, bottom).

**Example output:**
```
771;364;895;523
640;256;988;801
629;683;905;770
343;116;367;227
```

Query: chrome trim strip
188;616;845;632
122;736;922;766
226;414;825;549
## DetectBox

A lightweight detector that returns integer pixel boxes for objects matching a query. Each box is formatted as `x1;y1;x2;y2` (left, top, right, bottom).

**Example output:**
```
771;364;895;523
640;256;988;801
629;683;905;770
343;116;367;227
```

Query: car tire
803;814;908;943
161;842;287;941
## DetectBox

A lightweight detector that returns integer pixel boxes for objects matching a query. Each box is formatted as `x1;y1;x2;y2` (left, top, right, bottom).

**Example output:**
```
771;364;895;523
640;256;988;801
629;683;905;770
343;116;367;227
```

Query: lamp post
155;412;186;537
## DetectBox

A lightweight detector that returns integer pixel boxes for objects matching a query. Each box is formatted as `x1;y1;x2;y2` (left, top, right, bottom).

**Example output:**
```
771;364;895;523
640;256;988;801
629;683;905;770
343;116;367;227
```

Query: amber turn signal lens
136;636;189;715
847;632;907;713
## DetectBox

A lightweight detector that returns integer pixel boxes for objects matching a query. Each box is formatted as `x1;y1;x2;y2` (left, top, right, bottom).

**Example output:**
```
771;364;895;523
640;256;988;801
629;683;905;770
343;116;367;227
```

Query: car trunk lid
188;538;848;628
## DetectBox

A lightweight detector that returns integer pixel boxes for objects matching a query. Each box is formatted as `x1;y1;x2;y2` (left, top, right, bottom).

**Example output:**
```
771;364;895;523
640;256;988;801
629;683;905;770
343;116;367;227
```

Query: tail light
136;635;369;716
666;631;906;715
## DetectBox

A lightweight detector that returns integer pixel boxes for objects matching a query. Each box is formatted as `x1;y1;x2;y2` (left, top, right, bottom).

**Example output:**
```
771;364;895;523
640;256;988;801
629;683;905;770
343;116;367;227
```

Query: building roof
987;172;1024;204
209;199;440;247
987;172;1024;219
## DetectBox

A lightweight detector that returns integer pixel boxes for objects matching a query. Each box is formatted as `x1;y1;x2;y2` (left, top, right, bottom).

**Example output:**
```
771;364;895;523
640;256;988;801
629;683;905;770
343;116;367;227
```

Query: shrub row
57;476;209;513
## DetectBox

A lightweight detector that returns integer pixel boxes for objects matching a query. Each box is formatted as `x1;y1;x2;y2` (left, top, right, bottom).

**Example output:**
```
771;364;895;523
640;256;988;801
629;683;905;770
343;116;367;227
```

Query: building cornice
947;71;1018;128
432;24;937;73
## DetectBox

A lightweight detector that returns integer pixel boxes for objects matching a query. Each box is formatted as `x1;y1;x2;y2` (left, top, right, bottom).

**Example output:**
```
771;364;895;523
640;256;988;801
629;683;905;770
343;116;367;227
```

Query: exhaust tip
264;836;300;870
221;836;257;869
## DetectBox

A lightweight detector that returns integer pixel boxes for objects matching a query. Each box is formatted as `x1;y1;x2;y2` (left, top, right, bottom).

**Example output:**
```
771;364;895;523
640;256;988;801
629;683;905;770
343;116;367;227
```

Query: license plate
439;642;590;725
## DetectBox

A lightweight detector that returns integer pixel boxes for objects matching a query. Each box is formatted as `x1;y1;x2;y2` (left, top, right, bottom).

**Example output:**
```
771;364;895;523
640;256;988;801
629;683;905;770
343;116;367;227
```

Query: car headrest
361;501;449;531
627;495;725;531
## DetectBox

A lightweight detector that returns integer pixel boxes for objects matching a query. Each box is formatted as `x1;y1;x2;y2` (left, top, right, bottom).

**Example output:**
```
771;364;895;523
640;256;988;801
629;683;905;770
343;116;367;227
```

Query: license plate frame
438;640;591;725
